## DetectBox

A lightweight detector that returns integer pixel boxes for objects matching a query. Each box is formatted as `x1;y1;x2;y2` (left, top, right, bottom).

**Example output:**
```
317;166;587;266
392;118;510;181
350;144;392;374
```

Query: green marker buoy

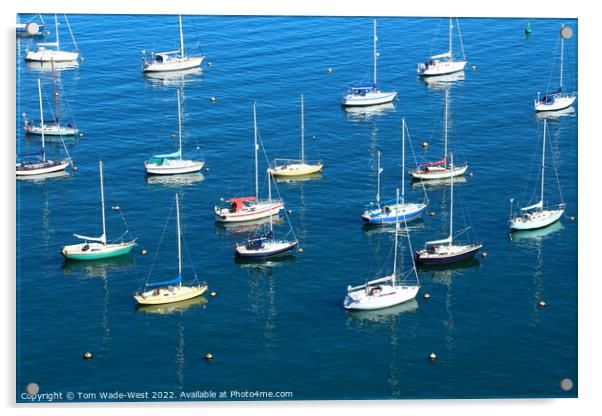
525;22;532;34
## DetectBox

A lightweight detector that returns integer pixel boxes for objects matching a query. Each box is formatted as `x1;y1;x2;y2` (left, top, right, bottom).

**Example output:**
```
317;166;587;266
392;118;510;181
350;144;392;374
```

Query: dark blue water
16;15;577;401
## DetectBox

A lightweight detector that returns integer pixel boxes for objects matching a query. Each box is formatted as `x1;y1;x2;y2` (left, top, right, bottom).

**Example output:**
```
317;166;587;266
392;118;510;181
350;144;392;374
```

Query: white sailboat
410;87;468;180
341;20;397;107
268;94;323;177
25;14;79;62
24;59;79;137
142;15;204;73
362;119;428;225
145;87;204;175
417;17;467;77
214;103;285;223
510;119;565;230
235;170;298;259
134;193;208;305
16;79;71;176
415;154;482;265
345;189;420;310
534;25;577;112
62;160;137;260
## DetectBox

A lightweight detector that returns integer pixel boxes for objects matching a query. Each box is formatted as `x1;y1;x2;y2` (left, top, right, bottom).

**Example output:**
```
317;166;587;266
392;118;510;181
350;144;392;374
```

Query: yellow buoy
429;352;437;361
141;249;148;256
210;291;217;297
481;252;488;258
423;292;431;299
204;353;213;361
428;211;436;217
83;352;93;360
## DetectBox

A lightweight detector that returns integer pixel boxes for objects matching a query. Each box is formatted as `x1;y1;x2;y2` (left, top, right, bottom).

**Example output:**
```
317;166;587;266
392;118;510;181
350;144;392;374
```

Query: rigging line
404;120;429;203
428;18;443;58
104;170;135;240
141;197;175;291
544;36;561;92
63;14;79;53
181;233;199;282
548;128;566;206
403;215;419;284
456;18;467;61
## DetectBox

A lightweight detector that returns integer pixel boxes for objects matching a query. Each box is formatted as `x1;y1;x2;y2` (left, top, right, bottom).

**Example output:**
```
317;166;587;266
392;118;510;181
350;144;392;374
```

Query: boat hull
25;124;79;136
235;240;297;259
145;160;205;175
341;91;397;107
410;163;468;180
534;95;576;112
61;241;136;261
344;284;419;310
143;56;204;73
415;244;482;265
25;49;79;62
418;60;467;77
362;202;427;224
215;201;284;223
134;284;208;305
268;163;323;177
16;160;70;176
510;208;564;231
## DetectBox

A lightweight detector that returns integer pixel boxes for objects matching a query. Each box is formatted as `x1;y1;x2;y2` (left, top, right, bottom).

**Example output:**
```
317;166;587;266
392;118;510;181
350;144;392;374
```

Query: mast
560;25;564;91
253;103;259;199
541;119;547;209
54;14;60;51
300;94;305;163
392;188;400;285
444;87;449;167
373;19;377;86
176;193;182;286
99;160;107;245
448;17;453;58
401;118;406;204
37;79;46;162
177;87;183;160
376;150;381;207
178;15;185;58
449;153;454;246
268;170;273;232
51;58;60;123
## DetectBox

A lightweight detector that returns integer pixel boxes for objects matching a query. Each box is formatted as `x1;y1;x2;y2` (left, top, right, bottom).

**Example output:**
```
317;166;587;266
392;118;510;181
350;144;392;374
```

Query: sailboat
410;87;468;180
235;171;298;259
145;87;204;175
134;194;208;305
345;189;420;310
341;20;397;107
414;154;482;265
24;59;79;137
214;103;285;223
16;79;71;176
510;119;565;230
362;119;428;225
417;17;467;77
534;25;577;112
142;15;204;73
24;14;79;62
268;94;323;177
61;160;137;260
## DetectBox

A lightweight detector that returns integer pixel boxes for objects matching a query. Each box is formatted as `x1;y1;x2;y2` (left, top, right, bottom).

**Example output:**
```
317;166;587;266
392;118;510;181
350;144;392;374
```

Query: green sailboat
61;160;137;260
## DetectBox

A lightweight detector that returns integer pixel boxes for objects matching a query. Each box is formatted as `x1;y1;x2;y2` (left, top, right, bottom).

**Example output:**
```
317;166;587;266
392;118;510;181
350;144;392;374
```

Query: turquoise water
16;15;577;401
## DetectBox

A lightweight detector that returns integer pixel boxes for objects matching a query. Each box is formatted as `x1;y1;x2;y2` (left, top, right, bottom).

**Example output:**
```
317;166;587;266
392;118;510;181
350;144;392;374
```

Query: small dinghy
417;17;467;77
16;14;47;37
534;25;577;112
134;194;207;305
410;88;468;180
362;119;428;224
510;119;565;231
415;154;482;265
25;14;79;62
142;15;204;73
145;86;204;175
62;160;137;260
215;103;284;223
16;79;72;177
268;94;323;178
235;171;298;259
341;20;397;107
345;189;420;310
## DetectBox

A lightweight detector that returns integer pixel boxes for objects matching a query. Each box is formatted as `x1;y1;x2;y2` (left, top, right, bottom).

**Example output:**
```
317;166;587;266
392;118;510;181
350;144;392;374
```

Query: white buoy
204;353;213;360
141;249;148;256
429;352;437;361
423;293;431;299
422;141;429;148
79;133;84;137
428;211;436;217
569;216;575;221
204;167;210;172
471;65;477;71
210;97;216;102
71;165;78;171
83;352;93;360
287;209;293;214
298;248;304;254
481;252;488;258
468;172;474;177
327;67;333;73
538;300;547;308
207;62;213;67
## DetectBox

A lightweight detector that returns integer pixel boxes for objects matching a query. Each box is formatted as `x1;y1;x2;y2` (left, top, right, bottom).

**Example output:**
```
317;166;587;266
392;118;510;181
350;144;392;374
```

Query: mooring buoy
141;249;148;256
210;97;216;102
422;141;429;148
429;352;437;361
423;293;431;300
538;300;547;308
83;352;93;360
481;252;488;258
204;353;213;361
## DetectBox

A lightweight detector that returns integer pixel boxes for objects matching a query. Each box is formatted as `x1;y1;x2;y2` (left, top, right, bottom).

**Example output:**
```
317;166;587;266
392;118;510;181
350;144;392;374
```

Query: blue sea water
16;14;577;401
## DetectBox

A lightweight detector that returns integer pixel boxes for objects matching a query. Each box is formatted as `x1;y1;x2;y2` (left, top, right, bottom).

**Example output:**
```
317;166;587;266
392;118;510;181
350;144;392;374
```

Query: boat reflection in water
61;255;135;279
346;298;419;324
145;172;204;187
26;60;80;72
17;169;71;182
362;220;425;235
509;220;564;243
215;214;283;236
135;296;208;315
234;249;297;266
273;172;323;184
420;71;465;90
411;175;467;190
343;102;396;121
534;106;576;120
144;67;203;88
